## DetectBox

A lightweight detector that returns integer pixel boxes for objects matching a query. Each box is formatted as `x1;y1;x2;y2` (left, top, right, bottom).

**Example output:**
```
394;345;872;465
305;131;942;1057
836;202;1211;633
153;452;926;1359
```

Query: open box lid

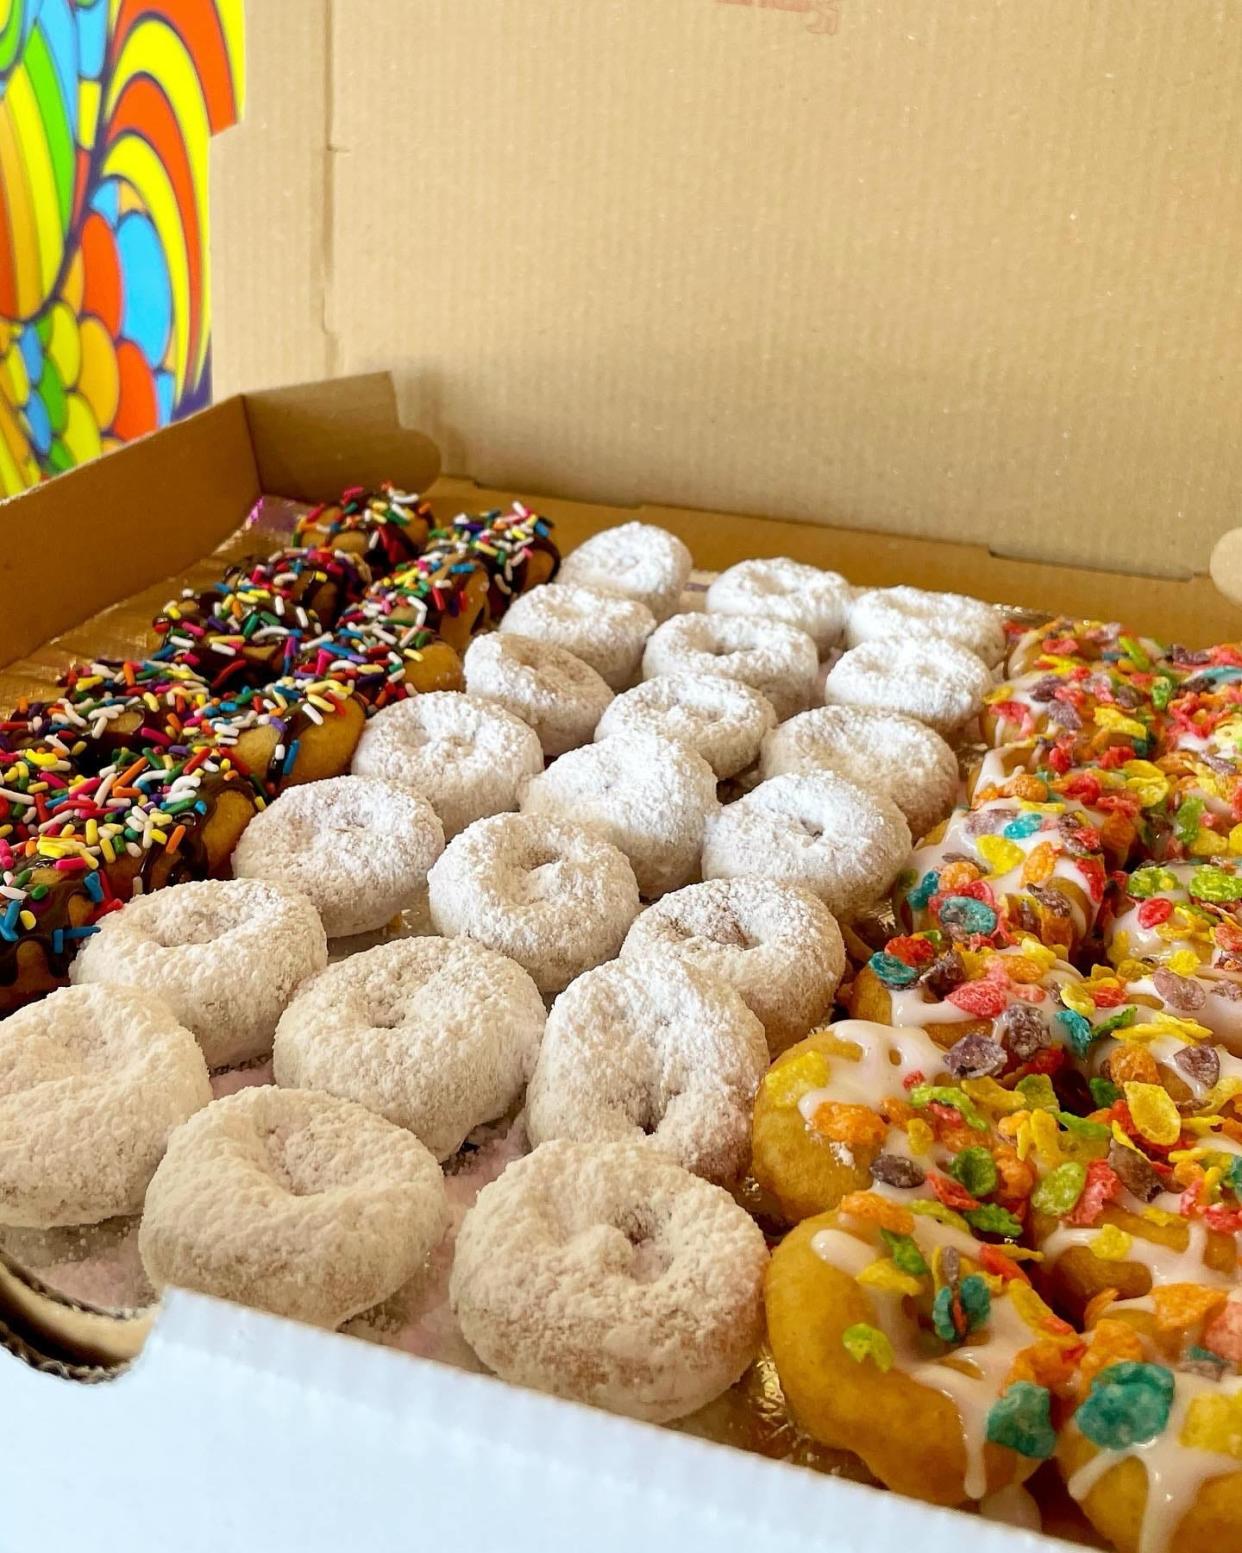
212;0;1242;586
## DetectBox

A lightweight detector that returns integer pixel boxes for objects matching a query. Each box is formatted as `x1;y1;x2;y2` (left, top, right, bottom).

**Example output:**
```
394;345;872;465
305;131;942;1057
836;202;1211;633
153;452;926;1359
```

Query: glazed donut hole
620;877;845;1056
556;522;693;623
705;557;851;656
846;583;1007;667
525;956;768;1184
427;813;640;995
701;770;912;920
350;691;544;839
273;935;545;1161
232;775;445;939
463;632;613;759
498;583;655;690
139;1085;449;1330
450;1138;769;1423
760;704;959;843
642;612;818;722
519;731;719;898
69;878;328;1069
821;636;993;736
595;674;777;780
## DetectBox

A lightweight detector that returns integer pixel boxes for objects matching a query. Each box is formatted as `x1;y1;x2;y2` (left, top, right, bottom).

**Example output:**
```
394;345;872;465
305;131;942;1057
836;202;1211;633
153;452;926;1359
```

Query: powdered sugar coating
463;633;613;758
706;557;851;655
620;878;844;1056
428;813;639;995
526;957;767;1183
139;1086;448;1329
642;613;818;722
273;936;545;1161
846;584;1007;667
232;776;445;938
556;522;692;623
519;732;718;898
70;878;327;1068
595;673;776;779
351;691;544;838
498;583;655;689
760;704;959;842
822;636;993;735
0;984;211;1228
450;1138;768;1422
701;770;912;919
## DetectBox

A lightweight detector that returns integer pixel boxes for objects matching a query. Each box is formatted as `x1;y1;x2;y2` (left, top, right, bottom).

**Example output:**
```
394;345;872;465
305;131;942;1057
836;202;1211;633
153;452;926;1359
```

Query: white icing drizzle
1039;1214;1236;1292
796;1020;949;1120
886;943;1083;1029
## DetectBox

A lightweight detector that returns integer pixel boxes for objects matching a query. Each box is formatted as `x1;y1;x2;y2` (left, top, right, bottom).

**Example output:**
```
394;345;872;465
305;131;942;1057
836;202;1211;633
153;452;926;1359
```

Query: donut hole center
792;814;825;842
609;1206;668;1284
146;906;225;948
365;991;411;1030
259;1125;331;1197
520;847;567;899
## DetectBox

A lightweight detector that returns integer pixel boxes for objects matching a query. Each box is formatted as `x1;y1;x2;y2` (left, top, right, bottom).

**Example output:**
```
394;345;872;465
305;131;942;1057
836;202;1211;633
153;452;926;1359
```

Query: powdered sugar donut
620;878;844;1055
463;633;612;759
846;585;1006;668
70;879;327;1068
706;557;851;655
822;637;993;736
273;936;544;1160
499;583;655;689
427;813;639;995
232;776;444;938
701;771;911;919
760;704;959;842
139;1086;448;1329
451;1138;768;1422
0;984;211;1228
556;522;692;623
642;613;817;722
595;674;776;779
526;957;767;1183
351;691;544;838
519;732;718;898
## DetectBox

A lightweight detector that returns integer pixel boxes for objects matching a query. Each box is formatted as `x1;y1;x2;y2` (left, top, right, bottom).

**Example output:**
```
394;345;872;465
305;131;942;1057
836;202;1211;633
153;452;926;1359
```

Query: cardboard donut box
3;4;1242;1549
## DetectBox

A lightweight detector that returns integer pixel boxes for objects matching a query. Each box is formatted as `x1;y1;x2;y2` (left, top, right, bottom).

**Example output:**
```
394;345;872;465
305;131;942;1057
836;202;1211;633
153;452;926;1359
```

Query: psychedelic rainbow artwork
0;0;244;495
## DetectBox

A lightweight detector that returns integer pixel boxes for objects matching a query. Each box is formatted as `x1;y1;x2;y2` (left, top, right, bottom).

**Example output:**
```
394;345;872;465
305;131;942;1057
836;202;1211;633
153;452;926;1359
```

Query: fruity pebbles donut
823;637;994;736
498;583;655;690
273;936;545;1160
846;584;1007;668
428;812;640;994
463;633;612;759
701;771;911;920
351;691;544;839
139;1086;448;1330
642;613;818;722
594;674;776;780
520;732;718;898
70;878;327;1068
232;776;445;939
526;957;768;1183
706;557;852;656
556;522;692;623
450;1138;769;1422
0;984;211;1228
760;705;960;843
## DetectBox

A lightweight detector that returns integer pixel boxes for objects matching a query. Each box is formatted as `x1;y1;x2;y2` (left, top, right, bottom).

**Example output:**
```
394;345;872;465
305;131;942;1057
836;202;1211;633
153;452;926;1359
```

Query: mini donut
139;1086;449;1329
0;983;210;1228
498;583;655;690
642;613;818;723
519;731;718;898
823;638;994;736
299;625;464;707
220;546;374;627
351;691;544;839
526;957;768;1183
70;878;327;1068
846;585;1007;668
556;522;693;623
594;674;776;780
1005;616;1168;680
427;812;640;995
463;633;613;759
441;505;561;617
451;1138;768;1422
620;878;844;1056
347;552;493;658
188;673;368;792
701;771;912;920
760;705;959;843
272;936;545;1160
293;484;432;571
152;579;324;691
980;668;1157;754
705;557;851;656
232;776;444;938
